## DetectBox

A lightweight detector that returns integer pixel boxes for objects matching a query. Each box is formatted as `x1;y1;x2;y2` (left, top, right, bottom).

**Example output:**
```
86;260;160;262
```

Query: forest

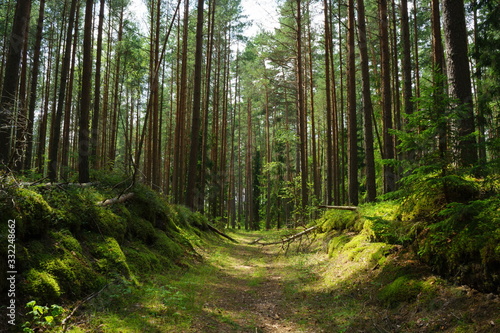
0;0;499;331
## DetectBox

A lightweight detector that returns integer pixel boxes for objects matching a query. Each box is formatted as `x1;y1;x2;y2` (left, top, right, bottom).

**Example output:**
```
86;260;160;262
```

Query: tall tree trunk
25;0;46;170
356;0;376;202
431;0;447;160
36;35;53;174
47;0;78;181
307;16;320;202
400;0;413;118
173;0;190;203
79;0;93;183
347;0;358;206
323;0;334;205
296;0;308;215
442;0;478;167
91;0;106;168
108;6;124;170
246;99;253;230
13;11;31;171
186;0;205;209
265;87;272;230
379;0;395;193
61;3;80;179
0;0;31;166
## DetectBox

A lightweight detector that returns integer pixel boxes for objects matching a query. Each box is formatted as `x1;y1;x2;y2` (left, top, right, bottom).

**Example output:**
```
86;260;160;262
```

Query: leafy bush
22;301;65;333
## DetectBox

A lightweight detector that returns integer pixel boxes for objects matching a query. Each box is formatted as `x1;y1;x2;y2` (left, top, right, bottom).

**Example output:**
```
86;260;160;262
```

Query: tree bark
0;0;31;166
442;0;478;167
91;0;106;168
356;0;376;202
186;0;205;209
48;0;78;181
296;0;309;214
379;0;395;193
347;0;358;206
79;0;94;183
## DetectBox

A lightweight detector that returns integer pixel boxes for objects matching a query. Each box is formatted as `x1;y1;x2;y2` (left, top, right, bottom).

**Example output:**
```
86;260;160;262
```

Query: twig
62;284;108;332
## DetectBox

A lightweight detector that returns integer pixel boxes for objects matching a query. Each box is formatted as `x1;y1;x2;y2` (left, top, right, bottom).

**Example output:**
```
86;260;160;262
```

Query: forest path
190;230;327;333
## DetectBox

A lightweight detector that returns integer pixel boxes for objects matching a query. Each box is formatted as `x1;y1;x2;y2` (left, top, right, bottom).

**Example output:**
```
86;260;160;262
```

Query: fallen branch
207;224;239;243
62;284;108;332
256;226;318;246
97;192;134;206
19;182;97;188
318;205;358;211
248;237;264;245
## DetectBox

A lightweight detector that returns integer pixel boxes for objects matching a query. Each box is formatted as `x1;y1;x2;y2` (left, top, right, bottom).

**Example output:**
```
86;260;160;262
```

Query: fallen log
255;226;318;246
207;224;239;243
317;205;358;211
97;192;135;206
19;181;97;188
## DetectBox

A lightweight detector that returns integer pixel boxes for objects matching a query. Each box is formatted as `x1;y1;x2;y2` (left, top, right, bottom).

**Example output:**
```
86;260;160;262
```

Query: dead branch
62;284;108;332
318;205;358;211
248;237;264;245
207;224;239;243
97;192;134;206
255;226;318;246
19;182;97;188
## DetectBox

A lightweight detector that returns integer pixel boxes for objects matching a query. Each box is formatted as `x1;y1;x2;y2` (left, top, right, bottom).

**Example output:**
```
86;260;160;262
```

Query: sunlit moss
24;269;62;302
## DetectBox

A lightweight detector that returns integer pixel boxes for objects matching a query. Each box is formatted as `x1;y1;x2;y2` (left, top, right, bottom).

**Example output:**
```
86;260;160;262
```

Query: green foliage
416;197;500;291
22;301;65;333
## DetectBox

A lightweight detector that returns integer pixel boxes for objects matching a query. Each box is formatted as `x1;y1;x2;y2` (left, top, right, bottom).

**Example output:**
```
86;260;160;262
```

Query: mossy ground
0;175;210;332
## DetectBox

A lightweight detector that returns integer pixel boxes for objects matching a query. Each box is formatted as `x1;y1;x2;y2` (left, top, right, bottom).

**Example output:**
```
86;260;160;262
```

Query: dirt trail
187;230;500;333
191;232;322;333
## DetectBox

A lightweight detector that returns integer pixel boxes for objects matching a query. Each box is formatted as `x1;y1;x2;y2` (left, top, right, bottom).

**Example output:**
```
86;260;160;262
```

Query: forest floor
77;229;499;333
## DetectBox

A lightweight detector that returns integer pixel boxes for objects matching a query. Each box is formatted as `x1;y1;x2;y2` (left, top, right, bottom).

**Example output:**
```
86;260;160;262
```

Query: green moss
378;276;422;307
124;242;164;273
14;188;53;240
318;210;361;233
93;208;127;243
24;269;62;302
153;231;183;260
127;215;156;244
89;236;131;278
51;230;83;254
328;234;351;257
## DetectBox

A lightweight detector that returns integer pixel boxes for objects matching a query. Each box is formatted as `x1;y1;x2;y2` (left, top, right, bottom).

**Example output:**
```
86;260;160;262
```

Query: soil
191;235;305;333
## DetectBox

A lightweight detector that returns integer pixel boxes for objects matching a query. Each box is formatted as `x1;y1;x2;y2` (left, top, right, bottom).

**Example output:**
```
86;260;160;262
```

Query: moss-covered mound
0;175;211;305
318;173;500;293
